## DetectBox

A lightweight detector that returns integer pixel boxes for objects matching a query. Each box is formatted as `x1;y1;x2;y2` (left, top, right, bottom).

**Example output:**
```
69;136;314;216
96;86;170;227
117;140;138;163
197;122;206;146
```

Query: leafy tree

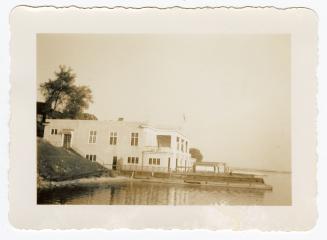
189;148;203;162
76;113;98;120
62;85;93;119
40;65;75;113
40;65;94;119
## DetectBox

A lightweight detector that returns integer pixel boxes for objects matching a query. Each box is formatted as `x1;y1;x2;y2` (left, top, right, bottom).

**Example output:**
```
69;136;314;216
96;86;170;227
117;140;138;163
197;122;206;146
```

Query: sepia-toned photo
9;7;317;230
36;34;291;205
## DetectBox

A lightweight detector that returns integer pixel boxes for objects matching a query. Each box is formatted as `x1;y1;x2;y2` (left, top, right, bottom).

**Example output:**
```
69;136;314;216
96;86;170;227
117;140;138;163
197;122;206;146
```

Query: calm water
38;172;291;205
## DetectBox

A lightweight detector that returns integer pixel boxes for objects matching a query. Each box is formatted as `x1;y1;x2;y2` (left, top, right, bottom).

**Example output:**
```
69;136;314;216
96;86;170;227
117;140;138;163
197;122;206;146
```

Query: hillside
37;138;108;181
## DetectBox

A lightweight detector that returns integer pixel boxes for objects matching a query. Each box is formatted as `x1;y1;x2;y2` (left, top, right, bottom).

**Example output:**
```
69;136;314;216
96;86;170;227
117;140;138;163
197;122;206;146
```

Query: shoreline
38;174;273;191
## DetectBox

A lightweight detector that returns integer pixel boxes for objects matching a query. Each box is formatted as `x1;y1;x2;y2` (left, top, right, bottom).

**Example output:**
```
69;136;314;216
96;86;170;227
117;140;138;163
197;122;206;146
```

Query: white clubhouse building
43;119;195;172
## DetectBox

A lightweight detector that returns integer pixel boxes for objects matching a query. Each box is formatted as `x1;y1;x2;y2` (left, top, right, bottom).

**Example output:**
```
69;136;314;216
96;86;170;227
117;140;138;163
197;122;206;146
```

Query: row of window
51;128;58;135
149;158;161;165
86;154;97;162
89;131;139;146
51;128;188;153
127;157;161;165
176;137;188;153
86;155;162;166
127;157;139;164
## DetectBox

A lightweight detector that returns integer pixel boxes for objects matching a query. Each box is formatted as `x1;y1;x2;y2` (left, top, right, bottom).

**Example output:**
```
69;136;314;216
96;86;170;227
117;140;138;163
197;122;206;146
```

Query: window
157;135;172;147
86;154;96;162
128;156;139;164
131;132;139;146
181;139;184;152
149;158;160;165
110;132;117;145
89;130;97;143
177;137;180;150
51;129;58;135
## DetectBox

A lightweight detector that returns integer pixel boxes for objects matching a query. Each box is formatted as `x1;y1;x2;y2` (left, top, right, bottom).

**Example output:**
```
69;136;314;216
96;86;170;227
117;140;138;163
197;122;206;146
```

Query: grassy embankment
37;138;109;184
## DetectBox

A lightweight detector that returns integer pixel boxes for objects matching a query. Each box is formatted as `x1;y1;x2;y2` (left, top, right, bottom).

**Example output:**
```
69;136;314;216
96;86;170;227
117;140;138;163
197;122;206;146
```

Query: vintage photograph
8;6;318;230
36;34;291;205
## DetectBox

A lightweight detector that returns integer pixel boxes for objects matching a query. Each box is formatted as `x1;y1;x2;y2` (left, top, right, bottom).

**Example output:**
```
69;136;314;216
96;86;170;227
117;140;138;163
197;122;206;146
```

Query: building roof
46;119;188;137
139;124;188;138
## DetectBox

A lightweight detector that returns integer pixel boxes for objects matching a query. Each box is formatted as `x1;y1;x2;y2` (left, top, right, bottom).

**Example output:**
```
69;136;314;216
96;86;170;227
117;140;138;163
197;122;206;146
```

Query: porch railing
121;165;169;173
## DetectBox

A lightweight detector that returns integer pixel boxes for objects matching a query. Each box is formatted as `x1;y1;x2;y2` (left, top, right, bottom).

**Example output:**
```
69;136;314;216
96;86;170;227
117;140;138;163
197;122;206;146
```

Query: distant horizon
229;166;291;174
37;34;291;172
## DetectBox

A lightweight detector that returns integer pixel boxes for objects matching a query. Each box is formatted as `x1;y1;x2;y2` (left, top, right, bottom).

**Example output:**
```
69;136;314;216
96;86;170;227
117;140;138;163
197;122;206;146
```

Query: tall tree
189;148;203;162
62;85;93;119
40;65;75;113
40;65;94;119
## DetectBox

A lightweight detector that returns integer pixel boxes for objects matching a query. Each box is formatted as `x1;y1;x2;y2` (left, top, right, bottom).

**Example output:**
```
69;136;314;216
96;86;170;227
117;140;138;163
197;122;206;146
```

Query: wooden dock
126;171;273;191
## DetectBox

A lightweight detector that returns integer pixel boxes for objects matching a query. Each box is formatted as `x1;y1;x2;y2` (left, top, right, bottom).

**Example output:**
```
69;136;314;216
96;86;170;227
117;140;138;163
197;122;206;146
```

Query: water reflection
37;173;291;205
38;182;264;205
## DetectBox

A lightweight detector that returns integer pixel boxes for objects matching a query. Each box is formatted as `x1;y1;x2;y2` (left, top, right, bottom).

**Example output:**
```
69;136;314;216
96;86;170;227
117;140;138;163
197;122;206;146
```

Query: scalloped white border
8;6;317;230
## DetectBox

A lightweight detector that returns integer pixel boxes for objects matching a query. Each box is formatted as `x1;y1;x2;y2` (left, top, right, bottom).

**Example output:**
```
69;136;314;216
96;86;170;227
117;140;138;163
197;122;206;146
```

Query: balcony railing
143;146;173;153
121;164;169;173
120;164;194;173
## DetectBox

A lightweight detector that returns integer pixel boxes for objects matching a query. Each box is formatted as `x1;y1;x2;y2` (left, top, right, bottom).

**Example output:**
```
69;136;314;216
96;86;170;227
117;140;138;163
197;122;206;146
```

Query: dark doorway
63;133;72;148
112;156;117;170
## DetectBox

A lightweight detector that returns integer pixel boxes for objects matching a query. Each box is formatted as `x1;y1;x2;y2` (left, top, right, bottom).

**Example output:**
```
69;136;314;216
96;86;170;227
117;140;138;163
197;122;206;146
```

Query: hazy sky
37;34;290;171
